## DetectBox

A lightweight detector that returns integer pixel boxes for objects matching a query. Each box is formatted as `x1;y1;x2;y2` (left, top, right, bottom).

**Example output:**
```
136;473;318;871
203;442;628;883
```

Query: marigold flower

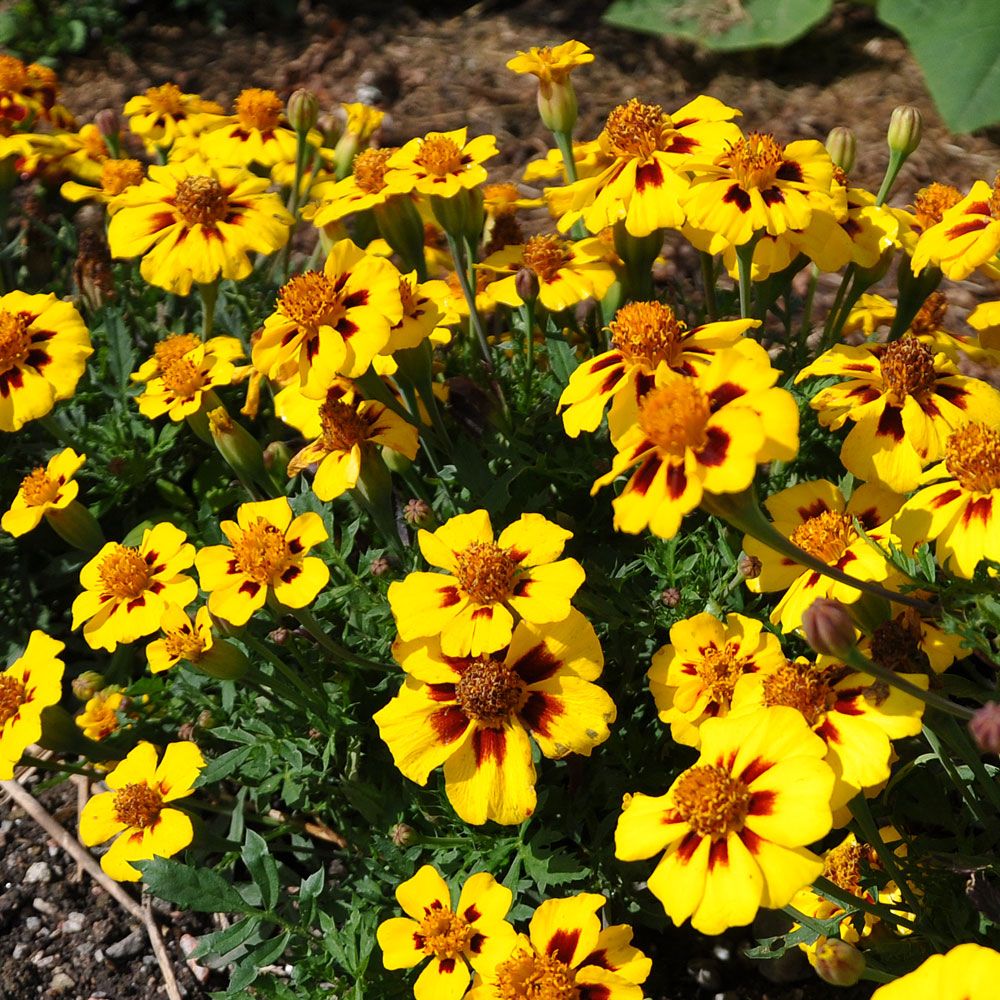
123;83;223;149
0;291;92;433
506;40;594;91
467;892;651;1000
2;447;85;537
382;272;453;354
388;509;585;657
61;158;145;207
79;740;205;882
871;943;1000;999
743;480;901;632
195;497;329;626
557;300;755;438
107;157;293;296
796;337;1000;493
376;865;516;1000
648;611;786;747
384;128;498;201
132;333;243;383
199;88;314;168
135;339;242;422
615;706;834;935
306;147;398;227
375;611;614;825
72;522;198;652
0;631;64;779
146;604;213;674
76;687;127;741
252;238;404;392
591;340;799;540
863;603;967;675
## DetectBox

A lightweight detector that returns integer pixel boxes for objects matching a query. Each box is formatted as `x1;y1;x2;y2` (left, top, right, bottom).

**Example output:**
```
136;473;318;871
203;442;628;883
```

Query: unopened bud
269;627;292;646
94;108;120;139
370;556;392;577
802;598;857;658
537;79;579;135
286;89;319;134
207;406;268;488
887;105;922;158
808;936;865;987
825;127;856;174
738;553;762;580
402;498;434;529
660;587;681;608
391;823;415;847
196;709;216;731
71;671;104;702
515;266;540;304
263;440;292;475
969;701;1000;754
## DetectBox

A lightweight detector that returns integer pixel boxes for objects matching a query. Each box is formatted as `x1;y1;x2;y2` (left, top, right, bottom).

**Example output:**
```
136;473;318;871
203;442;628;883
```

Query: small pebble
33;897;57;915
25;916;42;932
34;953;56;969
24;861;52;884
712;943;733;963
105;928;144;959
49;971;75;993
61;912;85;934
12;944;28;959
687;957;723;991
93;949;104;962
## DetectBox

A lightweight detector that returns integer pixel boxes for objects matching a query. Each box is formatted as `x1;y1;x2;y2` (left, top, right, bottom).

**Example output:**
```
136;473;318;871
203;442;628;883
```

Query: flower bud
402;498;434;529
887;105;922;158
660;587;681;608
825;127;856;174
207;407;268;489
391;823;415;847
268;627;292;646
802;598;857;658
71;671;105;702
537;78;579;135
969;701;1000;754
94;108;120;140
195;639;249;680
738;553;762;580
370;556;392;577
808;936;865;987
45;500;105;554
515;266;540;304
196;709;216;731
263;440;292;475
286;89;319;134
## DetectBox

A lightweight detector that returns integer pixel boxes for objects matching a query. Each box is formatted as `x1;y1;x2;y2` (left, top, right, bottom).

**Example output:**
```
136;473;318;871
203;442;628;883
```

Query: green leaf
242;829;280;911
544;337;579;386
878;0;1000;132
190;916;262;961
100;308;138;396
603;0;833;50
136;857;256;914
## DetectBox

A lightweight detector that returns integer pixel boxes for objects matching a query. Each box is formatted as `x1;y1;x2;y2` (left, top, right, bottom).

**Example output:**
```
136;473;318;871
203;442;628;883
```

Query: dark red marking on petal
426;682;458;702
761;187;785;206
723;184;752;213
598;368;625;394
776;160;803;182
833;689;865;716
343;289;369;309
280;565;301;584
587;352;623;374
932;488;963;509
238;580;261;598
468;932;485;954
665;135;697;155
741;756;770;785
430;705;468;744
125;596;146;611
546;929;580;965
512;643;561;684
676;831;701;861
841;218;862;238
875;405;905;442
288;537;304;554
413;932;426;949
148;211;176;234
947;219;990;239
23;349;50;370
635;370;656;398
666;462;687;500
0;367;25;397
437;585;462;608
635;160;664;193
630;454;662;497
511;576;533;598
853;506;881;532
846;384;880;403
582;947;613;971
473;727;506;767
438;958;456;974
579;985;612;1000
148;581;164;595
696;426;730;467
962;496;993;526
935;383;969;409
470;606;493;621
462;904;480;923
708;381;746;410
740;828;763;854
708;839;729;870
336;319;359;340
817;717;840;742
749;790;777;816
518;691;564;738
796;499;831;522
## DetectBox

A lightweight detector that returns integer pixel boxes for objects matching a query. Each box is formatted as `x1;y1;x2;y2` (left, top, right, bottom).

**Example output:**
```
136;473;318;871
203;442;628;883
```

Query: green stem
290;605;386;672
932;712;1000;813
874;149;907;208
445;234;493;373
735;239;758;320
552;130;588;241
20;753;102;778
38;414;74;448
699;252;718;321
199;280;219;339
282;129;312;280
241;634;317;710
521;299;536;404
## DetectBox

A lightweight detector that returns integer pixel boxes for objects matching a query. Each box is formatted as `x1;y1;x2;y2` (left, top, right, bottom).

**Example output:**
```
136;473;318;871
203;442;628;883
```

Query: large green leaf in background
878;0;1000;133
603;0;834;51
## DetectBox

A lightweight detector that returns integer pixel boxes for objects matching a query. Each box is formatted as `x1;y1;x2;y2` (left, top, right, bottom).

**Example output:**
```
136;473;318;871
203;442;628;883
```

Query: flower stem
735;238;758;320
241;633;317;710
699;252;718;321
199;280;219;339
290;605;386;672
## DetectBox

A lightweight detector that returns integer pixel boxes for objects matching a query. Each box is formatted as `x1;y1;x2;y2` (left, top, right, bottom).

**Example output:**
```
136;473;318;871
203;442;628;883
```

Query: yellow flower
0;631;64;779
615;706;834;935
863;603;968;675
506;40;593;91
146;604;213;674
384;128;499;200
60;158;145;207
871;943;1000;999
72;522;198;652
382;273;454;355
107;157;293;296
199;88;314;168
557;300;755;438
76;687;127;741
648;611;786;747
306;148;399;227
467;892;651;1000
0;291;92;432
252;238;404;392
387;510;585;658
131;333;243;384
79;740;205;882
375;611;614;825
591;340;799;540
2;447;85;537
195;497;329;626
123;83;223;149
377;865;516;1000
135;339;242;422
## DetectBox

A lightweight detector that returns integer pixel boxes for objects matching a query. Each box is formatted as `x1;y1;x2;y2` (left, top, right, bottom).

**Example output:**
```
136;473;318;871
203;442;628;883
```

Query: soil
3;1;997;997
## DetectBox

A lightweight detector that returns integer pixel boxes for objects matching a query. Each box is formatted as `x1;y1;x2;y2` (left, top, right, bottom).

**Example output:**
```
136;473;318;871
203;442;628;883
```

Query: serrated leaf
101;308;138;395
190;916;262;961
242;829;280;911
136;857;255;914
544;337;579;386
299;866;325;906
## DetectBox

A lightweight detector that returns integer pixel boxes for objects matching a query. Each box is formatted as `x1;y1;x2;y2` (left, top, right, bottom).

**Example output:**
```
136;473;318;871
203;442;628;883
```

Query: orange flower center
415;135;464;177
0;674;26;728
790;509;854;564
990;172;1000;221
278;271;345;330
908;291;947;336
638;380;711;456
352;147;392;195
822;840;867;895
163;625;206;663
320;397;369;453
727;132;785;190
234;88;282;132
671;764;751;839
0;54;28;93
761;660;834;728
945;422;1000;493
398;277;420;316
878;336;937;404
610;300;688;367
21;466;59;506
869;610;928;673
160;357;206;398
232;518;291;583
453;541;517;604
696;645;749;706
100;158;145;196
603;98;668;159
143;83;185;117
912;182;962;231
113;782;163;829
495;948;579;1000
174;176;229;227
0;309;32;374
417;907;473;959
484;182;522;217
153;333;201;371
455;656;526;725
521;234;572;283
99;545;151;599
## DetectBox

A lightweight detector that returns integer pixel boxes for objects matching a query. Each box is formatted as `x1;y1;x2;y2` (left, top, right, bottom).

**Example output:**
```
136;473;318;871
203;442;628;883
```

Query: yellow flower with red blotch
381;273;453;355
306;148;399;227
731;656;926;812
132;333;244;384
591;340;799;540
79;740;204;882
287;389;418;502
135;339;242;422
559;96;741;238
648;611;786;747
615;706;834;935
558;300;755;438
252;238;404;392
0;631;64;779
107;157;292;296
0;291;92;433
72;523;197;652
195;497;329;626
2;448;85;537
796;336;1000;493
197;88;311;168
146;605;213;674
61;158;146;207
388;510;585;658
76;687;127;741
871;943;1000;999
862;603;968;675
467;892;651;1000
743;480;901;632
893;421;1000;578
377;865;516;1000
375;611;614;825
123;83;223;149
384;128;498;200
